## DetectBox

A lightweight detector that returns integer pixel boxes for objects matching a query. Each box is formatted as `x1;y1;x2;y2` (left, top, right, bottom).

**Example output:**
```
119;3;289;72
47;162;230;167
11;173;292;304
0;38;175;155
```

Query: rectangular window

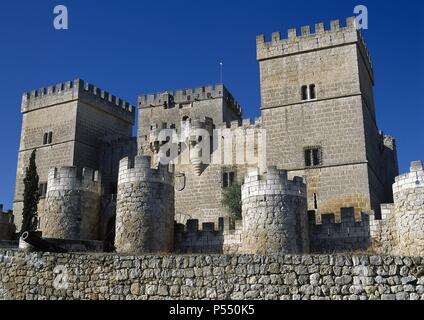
304;149;312;167
304;147;322;167
39;182;48;197
223;173;228;188
223;172;235;188
43;133;48;145
48;131;53;144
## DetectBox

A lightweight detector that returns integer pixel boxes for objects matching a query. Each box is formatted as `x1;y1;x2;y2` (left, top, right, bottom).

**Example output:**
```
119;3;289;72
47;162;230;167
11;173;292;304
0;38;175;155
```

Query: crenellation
9;16;418;268
330;19;340;30
0;205;15;241
21;79;135;124
371;161;424;257
43;166;101;240
138;84;242;116
257;17;372;73
174;217;243;254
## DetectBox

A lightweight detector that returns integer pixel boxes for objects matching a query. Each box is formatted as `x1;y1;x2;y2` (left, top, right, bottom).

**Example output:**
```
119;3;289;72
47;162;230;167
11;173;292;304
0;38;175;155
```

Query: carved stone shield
175;173;186;191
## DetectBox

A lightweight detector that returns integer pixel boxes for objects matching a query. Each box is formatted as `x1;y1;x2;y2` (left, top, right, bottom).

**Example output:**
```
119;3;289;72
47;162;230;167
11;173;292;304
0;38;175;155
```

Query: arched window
309;84;316;100
301;85;308;100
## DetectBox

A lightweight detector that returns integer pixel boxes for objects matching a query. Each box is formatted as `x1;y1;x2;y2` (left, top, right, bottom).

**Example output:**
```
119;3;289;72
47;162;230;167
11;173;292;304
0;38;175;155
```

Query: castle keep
7;17;423;257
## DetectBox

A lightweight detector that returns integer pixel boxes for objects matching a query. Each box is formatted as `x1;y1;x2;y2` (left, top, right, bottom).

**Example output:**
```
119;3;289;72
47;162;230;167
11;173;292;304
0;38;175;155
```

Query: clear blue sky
0;0;423;210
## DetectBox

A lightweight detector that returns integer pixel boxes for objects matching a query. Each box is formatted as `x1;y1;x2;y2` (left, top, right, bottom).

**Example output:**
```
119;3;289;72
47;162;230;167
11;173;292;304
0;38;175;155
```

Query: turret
241;167;308;254
43;166;101;240
115;156;174;254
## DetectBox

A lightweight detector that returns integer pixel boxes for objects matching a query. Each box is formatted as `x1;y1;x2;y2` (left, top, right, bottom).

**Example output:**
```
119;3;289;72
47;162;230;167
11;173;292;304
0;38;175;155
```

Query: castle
4;16;423;257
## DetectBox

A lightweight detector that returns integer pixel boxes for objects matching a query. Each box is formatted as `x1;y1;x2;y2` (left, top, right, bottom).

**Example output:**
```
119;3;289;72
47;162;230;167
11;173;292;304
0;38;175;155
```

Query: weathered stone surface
0;250;422;300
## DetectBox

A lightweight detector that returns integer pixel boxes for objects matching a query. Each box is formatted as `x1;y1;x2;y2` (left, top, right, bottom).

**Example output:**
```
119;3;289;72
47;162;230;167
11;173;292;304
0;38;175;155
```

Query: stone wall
308;209;370;253
257;17;397;220
43;166;101;240
0;250;423;300
242;167;308;254
115;156;174;254
371;161;424;256
14;79;135;230
174;218;242;254
137;84;242;156
0;206;15;241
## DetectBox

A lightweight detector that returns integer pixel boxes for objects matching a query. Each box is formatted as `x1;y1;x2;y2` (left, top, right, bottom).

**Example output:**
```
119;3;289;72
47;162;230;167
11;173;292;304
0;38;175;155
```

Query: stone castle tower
10;16;408;256
13;79;135;231
241;167;308;254
371;161;424;256
115;156;174;254
257;17;398;220
43;166;101;240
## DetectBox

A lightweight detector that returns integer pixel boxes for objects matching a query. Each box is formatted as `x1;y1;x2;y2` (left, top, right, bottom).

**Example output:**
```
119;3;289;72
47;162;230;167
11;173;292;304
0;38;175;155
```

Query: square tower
257;17;398;219
14;79;135;230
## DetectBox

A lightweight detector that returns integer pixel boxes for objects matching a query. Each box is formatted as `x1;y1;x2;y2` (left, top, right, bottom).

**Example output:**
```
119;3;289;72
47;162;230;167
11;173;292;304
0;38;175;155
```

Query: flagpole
220;62;223;84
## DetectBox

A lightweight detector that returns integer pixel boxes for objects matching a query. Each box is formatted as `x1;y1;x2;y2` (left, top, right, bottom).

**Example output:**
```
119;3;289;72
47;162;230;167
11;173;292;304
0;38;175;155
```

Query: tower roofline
138;83;242;116
256;16;373;74
21;78;135;124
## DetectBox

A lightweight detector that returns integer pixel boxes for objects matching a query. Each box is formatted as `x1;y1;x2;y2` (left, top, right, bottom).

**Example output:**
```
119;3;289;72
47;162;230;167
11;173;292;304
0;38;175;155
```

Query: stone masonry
14;79;135;230
43;166;101;240
257;17;397;219
1;250;424;300
370;161;424;256
242;167;308;254
9;16;412;258
115;156;174;254
0;205;15;241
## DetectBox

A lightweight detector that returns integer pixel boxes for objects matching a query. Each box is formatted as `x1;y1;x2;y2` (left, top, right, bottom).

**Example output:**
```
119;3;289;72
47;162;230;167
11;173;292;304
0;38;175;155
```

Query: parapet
309;209;370;226
256;17;372;73
118;155;174;185
392;160;423;196
242;166;306;199
21;79;135;124
308;208;371;253
217;117;263;130
0;205;14;225
174;217;243;254
138;84;243;117
47;166;101;193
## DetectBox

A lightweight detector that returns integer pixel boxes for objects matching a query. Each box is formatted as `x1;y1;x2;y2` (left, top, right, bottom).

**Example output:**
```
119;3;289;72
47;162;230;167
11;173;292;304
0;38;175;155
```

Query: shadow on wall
308;208;371;253
174;217;242;254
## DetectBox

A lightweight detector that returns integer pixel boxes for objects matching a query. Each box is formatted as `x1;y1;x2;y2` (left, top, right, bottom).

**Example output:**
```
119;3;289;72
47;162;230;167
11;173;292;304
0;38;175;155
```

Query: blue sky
0;0;423;210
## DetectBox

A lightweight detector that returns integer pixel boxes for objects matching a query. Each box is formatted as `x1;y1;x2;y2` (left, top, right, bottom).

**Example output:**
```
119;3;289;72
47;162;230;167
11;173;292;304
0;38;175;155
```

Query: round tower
392;160;424;256
115;155;174;254
241;167;308;254
44;166;101;240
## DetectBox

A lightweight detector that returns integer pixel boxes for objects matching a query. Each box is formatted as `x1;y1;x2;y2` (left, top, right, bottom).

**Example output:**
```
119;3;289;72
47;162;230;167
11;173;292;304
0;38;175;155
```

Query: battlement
0;205;14;225
217;117;263;130
308;208;371;253
393;160;423;196
309;209;370;226
190;117;214;130
21;79;135;124
138;84;242;116
242;166;306;199
256;16;372;72
47;166;101;193
174;217;243;254
118;156;174;185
